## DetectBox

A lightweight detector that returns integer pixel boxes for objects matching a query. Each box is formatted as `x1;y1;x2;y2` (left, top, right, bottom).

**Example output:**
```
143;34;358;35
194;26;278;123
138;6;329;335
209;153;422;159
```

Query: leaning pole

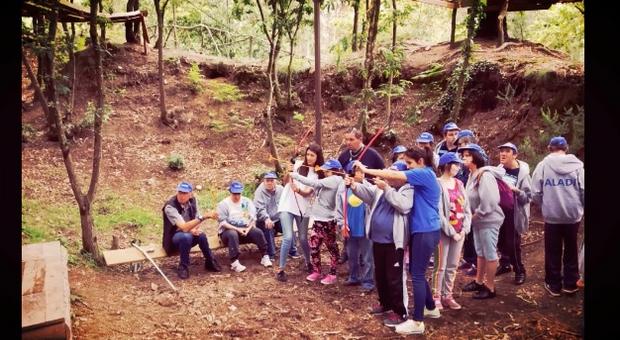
313;0;322;146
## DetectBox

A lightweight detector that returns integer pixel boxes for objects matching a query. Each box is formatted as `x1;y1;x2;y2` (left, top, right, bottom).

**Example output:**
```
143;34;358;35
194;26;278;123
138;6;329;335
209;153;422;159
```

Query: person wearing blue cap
431;152;472;310
532;136;584;297
458;144;506;300
346;161;412;328
254;172;300;268
392;145;408;163
354;146;441;335
454;129;478;275
495;142;532;285
217;180;272;272
335;161;374;292
291;158;345;285
162;181;221;279
434;122;460;159
416;132;439;170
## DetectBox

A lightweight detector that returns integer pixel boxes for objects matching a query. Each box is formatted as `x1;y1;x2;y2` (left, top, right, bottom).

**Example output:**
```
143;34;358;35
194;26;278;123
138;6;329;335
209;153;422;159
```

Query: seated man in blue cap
162;181;221;279
416;132;439;167
254;171;300;262
217;180;272;272
435;122;460;159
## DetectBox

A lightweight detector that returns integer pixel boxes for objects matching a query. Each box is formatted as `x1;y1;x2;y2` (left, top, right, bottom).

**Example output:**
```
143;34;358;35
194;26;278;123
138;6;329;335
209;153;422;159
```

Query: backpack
476;171;514;212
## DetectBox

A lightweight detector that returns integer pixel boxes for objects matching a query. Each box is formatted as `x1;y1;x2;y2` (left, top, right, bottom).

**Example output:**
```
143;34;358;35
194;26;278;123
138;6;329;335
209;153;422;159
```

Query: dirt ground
21;40;584;339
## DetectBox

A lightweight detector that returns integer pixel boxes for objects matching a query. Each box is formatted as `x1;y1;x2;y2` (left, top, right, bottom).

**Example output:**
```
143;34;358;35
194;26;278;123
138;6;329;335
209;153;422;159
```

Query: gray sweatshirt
531;153;584;224
438;178;472;237
253;182;283;222
291;172;343;222
498;160;533;234
349;180;413;250
466;166;506;229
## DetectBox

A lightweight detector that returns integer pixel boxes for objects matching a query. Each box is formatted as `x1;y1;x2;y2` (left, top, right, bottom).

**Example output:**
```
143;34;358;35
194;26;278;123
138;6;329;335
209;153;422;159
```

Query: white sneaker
424;306;441;319
395;319;425;335
230;260;246;272
260;255;273;267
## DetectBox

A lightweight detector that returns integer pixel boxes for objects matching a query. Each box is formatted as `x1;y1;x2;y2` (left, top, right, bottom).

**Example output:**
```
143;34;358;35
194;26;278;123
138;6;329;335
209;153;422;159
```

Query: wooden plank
22;321;68;340
22;259;46;296
22;292;50;328
103;234;225;266
45;257;68;328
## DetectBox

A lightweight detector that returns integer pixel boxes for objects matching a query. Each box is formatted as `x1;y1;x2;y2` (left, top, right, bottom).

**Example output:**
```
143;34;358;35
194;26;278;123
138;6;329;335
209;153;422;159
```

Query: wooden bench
22;241;72;339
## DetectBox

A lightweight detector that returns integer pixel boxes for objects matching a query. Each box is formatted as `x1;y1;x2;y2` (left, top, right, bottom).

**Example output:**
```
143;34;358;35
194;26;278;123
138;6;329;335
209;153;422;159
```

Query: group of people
161;123;584;335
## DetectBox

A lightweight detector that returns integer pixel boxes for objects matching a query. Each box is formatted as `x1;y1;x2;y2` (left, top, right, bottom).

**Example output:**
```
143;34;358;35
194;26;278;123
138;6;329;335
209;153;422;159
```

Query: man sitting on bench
217;181;273;272
162;181;221;280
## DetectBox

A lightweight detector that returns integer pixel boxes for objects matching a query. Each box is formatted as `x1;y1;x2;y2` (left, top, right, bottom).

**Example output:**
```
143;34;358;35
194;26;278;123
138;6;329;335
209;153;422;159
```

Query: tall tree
283;0;310;108
357;0;380;135
350;0;360;52
497;0;509;46
154;0;173;125
125;0;141;43
265;32;283;173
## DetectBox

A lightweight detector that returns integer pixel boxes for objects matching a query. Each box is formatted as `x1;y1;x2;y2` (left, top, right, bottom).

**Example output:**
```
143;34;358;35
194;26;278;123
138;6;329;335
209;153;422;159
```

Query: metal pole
131;241;178;291
313;0;322;146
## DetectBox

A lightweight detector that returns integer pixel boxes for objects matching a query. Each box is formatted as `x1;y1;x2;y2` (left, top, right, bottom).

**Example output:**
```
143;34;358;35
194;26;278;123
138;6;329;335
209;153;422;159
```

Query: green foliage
207;79;244;103
92;194;160;234
329;36;352;72
22;196;79;245
404;105;422;125
292;111;305;122
78;101;112;131
208;119;229;132
167;153;185;170
22;124;37;143
187;62;206;94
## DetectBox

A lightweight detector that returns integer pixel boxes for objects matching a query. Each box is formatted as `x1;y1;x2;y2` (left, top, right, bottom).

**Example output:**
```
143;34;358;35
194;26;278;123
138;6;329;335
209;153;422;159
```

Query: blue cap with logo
455;129;475;144
438;152;462;166
320;159;343;171
229;181;244;194
390;160;408;171
497;142;518;153
549;136;568;148
264;171;278;179
392;145;407;154
442;122;460;134
457;143;488;161
416;132;434;144
176;181;193;193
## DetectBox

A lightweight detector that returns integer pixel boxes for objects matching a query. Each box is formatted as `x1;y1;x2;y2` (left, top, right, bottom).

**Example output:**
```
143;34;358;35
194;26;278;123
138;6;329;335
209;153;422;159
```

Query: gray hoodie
291;172;343;222
498;160;533;234
253;182;284;222
349;180;413;250
531;153;584;224
466;166;506;229
438;178;472;237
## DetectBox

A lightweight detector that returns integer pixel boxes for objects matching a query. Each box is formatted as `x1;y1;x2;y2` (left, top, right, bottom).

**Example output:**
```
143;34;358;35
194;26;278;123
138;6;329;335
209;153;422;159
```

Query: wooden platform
414;0;581;11
22;241;72;340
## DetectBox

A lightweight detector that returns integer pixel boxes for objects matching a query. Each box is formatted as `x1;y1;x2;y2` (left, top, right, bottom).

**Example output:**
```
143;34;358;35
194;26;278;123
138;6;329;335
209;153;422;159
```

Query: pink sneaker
306;272;322;282
320;274;337;285
433;296;444;310
441;296;462;310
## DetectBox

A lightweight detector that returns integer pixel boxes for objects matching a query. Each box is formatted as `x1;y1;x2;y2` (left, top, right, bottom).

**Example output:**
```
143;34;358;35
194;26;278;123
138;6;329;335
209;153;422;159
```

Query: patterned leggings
309;220;340;275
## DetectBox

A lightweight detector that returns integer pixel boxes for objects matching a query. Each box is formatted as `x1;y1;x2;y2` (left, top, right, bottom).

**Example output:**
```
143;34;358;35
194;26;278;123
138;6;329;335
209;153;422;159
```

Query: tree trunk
61;22;76;119
352;0;359;52
391;0;396;50
497;0;509;46
125;0;140;43
313;0;322;146
476;10;507;40
266;34;283;173
154;0;172;125
287;38;294;108
386;0;396;129
272;31;283;106
43;10;59;138
450;7;457;45
34;15;46;88
359;0;369;51
172;2;178;48
358;0;380;136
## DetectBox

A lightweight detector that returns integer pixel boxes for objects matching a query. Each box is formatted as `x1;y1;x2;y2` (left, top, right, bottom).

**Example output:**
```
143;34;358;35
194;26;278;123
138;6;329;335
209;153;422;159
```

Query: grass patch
22;196;79;244
207;119;230;132
206;79;244;103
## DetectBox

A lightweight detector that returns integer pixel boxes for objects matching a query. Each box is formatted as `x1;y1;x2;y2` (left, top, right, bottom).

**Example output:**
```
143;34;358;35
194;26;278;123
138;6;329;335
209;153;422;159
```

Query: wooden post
450;7;457;45
498;0;509;46
313;0;322;146
141;16;149;55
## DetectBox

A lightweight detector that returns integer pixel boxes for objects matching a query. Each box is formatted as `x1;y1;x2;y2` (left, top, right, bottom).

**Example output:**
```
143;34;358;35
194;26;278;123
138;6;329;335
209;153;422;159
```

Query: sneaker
395;319;424;335
432;296;443;310
514;272;526;285
288;252;302;259
276;270;288;282
177;265;189;279
320;274;337;285
344;279;361;286
424;306;441;318
205;258;222;272
462;280;485;292
576;279;585;288
562;286;579;295
369;304;390;316
464;265;477;276
441;296;462;310
260;255;273;268
544;283;561;297
306;271;322;282
472;285;496;299
383;312;407;327
495;265;512;276
230;260;246;273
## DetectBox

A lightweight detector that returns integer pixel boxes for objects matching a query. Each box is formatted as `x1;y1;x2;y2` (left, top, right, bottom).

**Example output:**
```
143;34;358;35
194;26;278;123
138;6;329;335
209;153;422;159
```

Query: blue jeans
409;230;440;321
257;220;297;258
279;212;311;269
347;236;374;288
172;232;214;269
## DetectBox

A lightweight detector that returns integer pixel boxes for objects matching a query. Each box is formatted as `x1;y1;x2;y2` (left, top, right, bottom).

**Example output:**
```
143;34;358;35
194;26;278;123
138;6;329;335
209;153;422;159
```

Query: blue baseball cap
392;145;407;154
320;159;343;171
263;171;278;179
442;122;460;134
438;152;462;166
455;129;475;144
497;142;518;153
389;160;408;171
229;181;244;194
457;143;488;161
416;132;434;144
549;136;568;148
344;161;355;174
176;181;193;193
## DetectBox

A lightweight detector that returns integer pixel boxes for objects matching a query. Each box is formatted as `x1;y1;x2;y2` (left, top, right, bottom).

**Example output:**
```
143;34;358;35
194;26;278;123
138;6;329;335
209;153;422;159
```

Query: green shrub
207;79;244;103
187;62;205;94
79;101;111;131
22;124;36;142
292;111;305;122
167;153;185;171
